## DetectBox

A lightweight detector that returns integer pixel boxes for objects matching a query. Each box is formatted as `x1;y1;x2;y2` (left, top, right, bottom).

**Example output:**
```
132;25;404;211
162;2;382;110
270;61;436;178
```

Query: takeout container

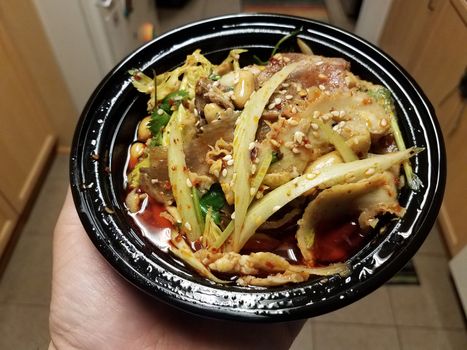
70;14;446;321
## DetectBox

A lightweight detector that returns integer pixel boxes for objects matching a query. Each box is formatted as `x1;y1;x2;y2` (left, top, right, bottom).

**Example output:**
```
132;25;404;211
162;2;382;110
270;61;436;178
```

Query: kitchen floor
1;1;466;348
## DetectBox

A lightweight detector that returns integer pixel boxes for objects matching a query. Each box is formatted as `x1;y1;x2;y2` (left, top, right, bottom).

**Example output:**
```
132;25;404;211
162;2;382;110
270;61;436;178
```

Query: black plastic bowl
70;14;445;322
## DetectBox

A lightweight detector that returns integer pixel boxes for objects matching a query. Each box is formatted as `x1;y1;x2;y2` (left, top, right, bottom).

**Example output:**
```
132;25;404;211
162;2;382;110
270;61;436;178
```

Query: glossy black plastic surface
70;14;445;322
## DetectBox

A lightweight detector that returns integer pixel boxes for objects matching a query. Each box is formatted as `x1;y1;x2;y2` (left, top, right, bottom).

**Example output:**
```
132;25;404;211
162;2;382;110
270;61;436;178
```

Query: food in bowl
123;40;419;287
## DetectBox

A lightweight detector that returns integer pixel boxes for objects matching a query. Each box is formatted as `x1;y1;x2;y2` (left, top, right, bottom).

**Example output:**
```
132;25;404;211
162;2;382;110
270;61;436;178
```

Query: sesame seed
306;173;316;180
313;111;321;118
270;139;280;147
250;187;256;196
339;110;346;117
292;147;300;154
318;73;327;80
365;168;376;176
285;94;293;100
282;83;290;87
104;206;114;214
157;109;164;115
283;56;291;62
311;123;319;130
279;89;287;94
227;159;234;166
231;212;236;219
151;179;159;184
318;84;326;90
292;106;298;114
299;90;307;97
248;142;256;151
251;164;257;174
312;131;320;138
312;170;321;176
316;61;324;65
223;154;232;161
273;205;281;212
285;141;294;148
380;118;388;127
186;178;193;188
184;222;192;231
222;168;228;177
268;102;276;110
274;97;282;105
304;143;313;149
322;113;330;121
294;131;305;144
287;119;299;126
331;110;340;117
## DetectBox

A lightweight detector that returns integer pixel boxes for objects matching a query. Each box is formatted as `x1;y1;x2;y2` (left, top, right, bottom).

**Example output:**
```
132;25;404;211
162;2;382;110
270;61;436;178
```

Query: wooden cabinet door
0;193;17;258
379;0;467;255
0;19;56;213
379;0;439;70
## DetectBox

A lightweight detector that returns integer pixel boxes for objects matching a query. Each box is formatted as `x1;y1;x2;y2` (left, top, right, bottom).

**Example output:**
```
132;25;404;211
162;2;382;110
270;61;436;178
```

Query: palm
49;190;303;350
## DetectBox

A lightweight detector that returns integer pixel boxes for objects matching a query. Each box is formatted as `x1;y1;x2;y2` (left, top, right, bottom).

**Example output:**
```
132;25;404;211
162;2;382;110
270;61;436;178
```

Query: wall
31;0;104;115
354;0;394;45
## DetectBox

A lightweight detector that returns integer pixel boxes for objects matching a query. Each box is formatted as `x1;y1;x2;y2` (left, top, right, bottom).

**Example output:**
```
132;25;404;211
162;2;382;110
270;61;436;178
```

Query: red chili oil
129;196;173;252
313;217;369;264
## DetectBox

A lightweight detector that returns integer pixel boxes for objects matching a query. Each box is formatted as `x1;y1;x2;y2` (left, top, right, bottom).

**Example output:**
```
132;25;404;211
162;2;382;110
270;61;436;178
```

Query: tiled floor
0;155;68;349
1;2;466;349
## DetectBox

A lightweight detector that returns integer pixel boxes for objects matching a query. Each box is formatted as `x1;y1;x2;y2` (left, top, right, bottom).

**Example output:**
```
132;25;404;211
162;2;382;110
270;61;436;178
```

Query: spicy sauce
313;218;368;264
130;197;173;252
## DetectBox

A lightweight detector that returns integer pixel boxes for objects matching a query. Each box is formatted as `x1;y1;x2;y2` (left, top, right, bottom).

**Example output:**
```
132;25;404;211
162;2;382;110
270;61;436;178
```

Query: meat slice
257;53;350;90
237;271;309;287
208;252;291;275
296;171;403;264
140;111;238;203
185;110;237;176
140;147;173;204
195;77;234;117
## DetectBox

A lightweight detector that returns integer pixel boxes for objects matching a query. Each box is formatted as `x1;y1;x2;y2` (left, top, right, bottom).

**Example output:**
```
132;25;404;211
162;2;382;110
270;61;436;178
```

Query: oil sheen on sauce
313;217;369;264
126;146;370;265
129;194;173;252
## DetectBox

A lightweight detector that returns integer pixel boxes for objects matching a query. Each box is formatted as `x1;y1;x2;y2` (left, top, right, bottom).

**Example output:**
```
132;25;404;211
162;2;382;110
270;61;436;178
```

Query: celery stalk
236;148;420;250
167;105;202;241
311;118;358;162
231;62;300;252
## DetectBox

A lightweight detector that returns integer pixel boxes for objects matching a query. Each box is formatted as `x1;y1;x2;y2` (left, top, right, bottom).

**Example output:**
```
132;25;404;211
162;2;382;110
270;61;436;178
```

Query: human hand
49;189;304;349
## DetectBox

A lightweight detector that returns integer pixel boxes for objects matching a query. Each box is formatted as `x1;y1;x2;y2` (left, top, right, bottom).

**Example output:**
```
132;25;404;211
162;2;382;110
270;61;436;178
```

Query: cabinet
379;0;467;256
0;4;57;258
0;194;17;259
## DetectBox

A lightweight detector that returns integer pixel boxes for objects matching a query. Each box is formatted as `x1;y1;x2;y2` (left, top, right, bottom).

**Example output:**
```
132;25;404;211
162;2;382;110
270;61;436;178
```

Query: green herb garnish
199;183;226;225
149;90;189;146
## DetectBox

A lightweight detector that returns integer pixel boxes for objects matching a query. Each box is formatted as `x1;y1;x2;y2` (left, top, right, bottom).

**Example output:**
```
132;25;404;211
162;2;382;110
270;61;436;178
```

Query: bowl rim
70;13;446;322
